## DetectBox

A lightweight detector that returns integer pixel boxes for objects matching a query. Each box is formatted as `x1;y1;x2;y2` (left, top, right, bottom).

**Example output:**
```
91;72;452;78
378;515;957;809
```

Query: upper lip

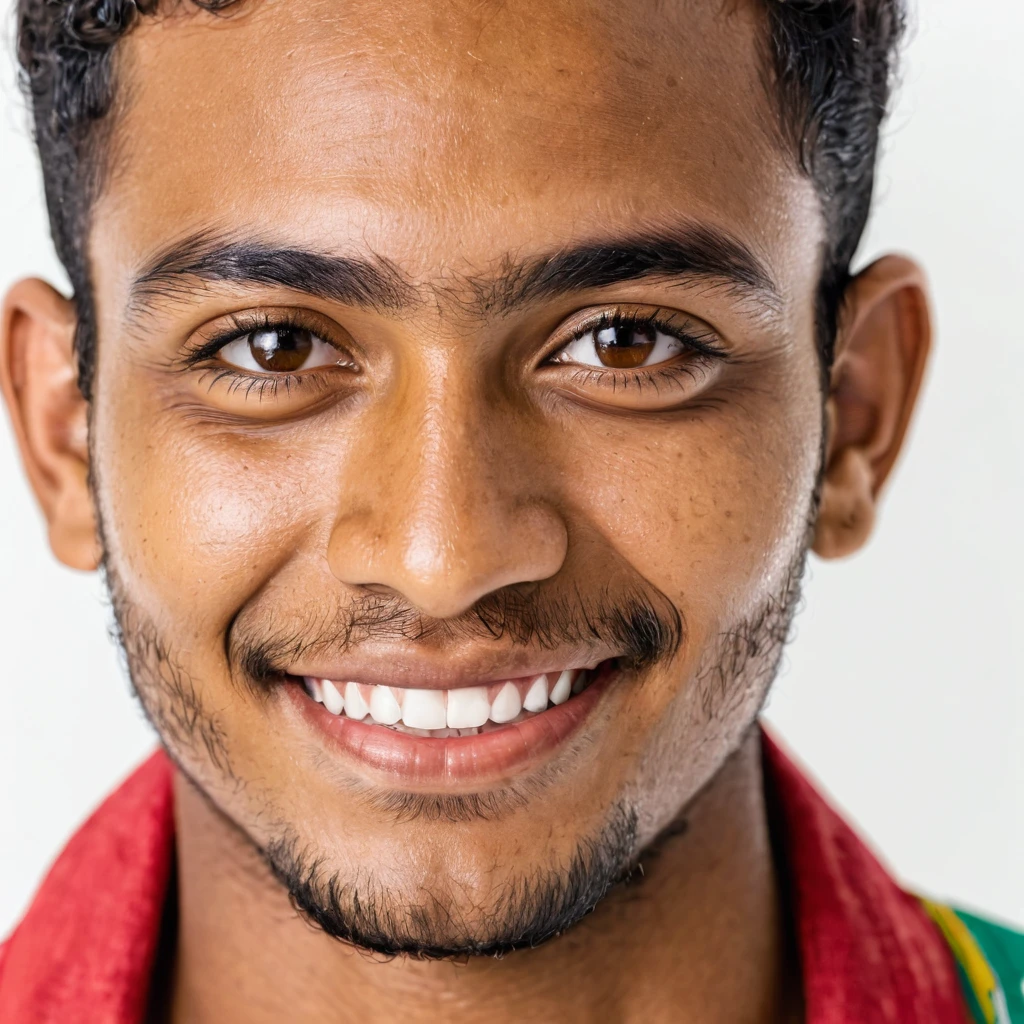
284;644;616;690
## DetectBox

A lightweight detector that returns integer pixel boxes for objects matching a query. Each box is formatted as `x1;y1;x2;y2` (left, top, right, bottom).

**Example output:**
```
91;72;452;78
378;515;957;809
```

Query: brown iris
249;327;315;372
594;322;657;368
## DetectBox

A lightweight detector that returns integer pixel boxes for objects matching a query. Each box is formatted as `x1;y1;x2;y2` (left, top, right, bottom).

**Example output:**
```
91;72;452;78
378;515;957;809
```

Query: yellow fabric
921;897;1007;1024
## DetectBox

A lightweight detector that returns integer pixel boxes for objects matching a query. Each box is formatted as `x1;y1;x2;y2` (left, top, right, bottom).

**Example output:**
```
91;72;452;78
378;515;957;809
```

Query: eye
217;326;343;374
552;319;685;370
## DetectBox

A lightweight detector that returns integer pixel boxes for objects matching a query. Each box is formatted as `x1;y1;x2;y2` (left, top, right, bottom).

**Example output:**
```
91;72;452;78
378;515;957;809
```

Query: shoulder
921;898;1024;1024
0;937;10;997
0;752;175;1021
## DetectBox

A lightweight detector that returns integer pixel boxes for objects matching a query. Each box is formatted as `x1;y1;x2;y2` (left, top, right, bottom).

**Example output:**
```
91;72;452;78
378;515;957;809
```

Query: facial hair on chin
97;511;809;959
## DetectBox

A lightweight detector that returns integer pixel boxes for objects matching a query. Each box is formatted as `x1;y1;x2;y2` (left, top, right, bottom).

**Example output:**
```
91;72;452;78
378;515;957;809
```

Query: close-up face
6;0;917;957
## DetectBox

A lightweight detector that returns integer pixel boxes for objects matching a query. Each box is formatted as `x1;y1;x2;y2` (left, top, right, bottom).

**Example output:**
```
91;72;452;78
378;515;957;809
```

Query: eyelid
547;306;727;365
182;308;357;368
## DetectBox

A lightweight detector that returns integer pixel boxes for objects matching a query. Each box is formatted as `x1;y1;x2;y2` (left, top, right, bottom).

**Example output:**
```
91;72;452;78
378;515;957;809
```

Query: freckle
666;75;677;88
725;510;733;518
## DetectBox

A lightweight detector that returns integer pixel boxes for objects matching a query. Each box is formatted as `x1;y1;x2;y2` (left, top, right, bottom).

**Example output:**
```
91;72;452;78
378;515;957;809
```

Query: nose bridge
326;359;567;618
401;380;490;571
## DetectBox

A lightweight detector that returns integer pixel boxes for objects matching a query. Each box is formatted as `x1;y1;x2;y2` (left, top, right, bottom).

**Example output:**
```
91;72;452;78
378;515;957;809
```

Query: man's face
84;0;824;951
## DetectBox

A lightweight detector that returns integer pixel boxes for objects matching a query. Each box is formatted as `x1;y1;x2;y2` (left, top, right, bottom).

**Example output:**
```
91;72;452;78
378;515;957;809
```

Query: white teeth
344;682;369;721
446;686;491;729
523;674;549;712
369;685;402;725
489;681;522;724
549;669;573;705
310;667;591;729
401;688;447;730
321;679;344;715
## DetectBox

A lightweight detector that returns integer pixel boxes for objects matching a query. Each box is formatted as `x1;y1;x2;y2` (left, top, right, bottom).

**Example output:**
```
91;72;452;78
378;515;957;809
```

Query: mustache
233;581;684;686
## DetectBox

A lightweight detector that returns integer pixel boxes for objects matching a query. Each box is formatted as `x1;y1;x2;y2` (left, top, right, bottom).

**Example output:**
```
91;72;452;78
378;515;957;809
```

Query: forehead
95;0;819;293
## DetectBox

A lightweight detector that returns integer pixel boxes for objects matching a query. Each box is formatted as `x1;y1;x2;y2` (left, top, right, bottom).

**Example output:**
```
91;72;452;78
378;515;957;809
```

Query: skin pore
1;0;931;1021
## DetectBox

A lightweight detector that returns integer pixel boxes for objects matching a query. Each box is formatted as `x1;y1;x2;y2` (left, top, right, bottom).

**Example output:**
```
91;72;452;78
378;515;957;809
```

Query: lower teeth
389;725;485;738
382;719;527;738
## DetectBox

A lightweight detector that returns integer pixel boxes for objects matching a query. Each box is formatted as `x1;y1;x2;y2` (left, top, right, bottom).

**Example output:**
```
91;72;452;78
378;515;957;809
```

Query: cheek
94;396;332;639
561;383;821;638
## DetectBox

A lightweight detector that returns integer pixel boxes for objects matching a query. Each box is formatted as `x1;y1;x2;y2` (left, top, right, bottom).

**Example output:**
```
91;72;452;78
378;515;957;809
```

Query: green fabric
955;957;994;1024
956;909;1024;1023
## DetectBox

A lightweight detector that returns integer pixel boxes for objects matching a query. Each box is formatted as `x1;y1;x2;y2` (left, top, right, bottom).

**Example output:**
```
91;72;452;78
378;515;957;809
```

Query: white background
1;0;1021;937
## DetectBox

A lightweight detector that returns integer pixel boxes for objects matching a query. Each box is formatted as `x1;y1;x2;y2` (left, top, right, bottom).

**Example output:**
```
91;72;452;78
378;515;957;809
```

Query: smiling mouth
300;667;597;738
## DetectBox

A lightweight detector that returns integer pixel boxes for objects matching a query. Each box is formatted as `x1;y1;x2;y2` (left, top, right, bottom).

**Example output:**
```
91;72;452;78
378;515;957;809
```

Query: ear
0;279;100;571
812;255;932;560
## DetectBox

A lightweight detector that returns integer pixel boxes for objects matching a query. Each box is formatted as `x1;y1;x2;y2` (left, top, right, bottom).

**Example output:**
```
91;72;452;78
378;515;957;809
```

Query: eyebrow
128;230;415;316
496;223;781;316
127;222;780;320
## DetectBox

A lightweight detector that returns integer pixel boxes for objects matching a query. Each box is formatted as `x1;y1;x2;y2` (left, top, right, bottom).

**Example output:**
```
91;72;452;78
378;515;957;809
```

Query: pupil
249;328;314;372
595;322;657;369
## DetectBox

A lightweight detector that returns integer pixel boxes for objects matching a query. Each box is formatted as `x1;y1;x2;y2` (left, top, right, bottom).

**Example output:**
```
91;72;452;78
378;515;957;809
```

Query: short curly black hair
16;0;905;400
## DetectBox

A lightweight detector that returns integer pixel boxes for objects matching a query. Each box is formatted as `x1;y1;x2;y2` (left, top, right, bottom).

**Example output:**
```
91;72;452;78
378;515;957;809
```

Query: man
0;0;1020;1020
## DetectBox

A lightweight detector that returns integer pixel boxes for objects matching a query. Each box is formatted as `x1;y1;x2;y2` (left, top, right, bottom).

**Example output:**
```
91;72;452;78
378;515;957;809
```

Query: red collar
0;730;968;1023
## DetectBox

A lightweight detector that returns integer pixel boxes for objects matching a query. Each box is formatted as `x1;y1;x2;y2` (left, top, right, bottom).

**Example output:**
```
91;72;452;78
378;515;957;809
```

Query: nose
326;380;568;621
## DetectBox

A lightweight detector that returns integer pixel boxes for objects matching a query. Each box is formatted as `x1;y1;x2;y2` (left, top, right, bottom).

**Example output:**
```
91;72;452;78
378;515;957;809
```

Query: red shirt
0;732;970;1023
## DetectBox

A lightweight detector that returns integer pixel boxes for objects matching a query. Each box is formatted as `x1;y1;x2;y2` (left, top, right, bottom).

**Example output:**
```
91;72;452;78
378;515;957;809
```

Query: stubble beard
97;494;811;959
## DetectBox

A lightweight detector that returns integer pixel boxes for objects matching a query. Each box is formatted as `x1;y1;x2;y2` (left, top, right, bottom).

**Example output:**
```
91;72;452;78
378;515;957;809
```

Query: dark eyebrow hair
484;223;782;317
127;223;780;322
128;230;415;315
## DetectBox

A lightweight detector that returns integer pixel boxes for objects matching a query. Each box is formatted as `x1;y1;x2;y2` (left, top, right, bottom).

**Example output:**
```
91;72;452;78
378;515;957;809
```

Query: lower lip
282;668;614;788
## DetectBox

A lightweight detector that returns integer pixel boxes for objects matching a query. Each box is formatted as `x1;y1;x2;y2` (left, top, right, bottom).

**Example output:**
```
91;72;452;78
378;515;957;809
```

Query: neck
167;730;799;1024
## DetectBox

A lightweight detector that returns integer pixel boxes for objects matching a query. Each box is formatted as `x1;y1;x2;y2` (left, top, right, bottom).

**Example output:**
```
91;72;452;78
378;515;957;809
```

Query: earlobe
812;254;932;560
0;279;100;571
812;448;876;559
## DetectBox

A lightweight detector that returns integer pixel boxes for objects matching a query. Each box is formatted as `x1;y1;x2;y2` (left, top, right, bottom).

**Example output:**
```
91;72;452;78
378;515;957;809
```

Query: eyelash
550;310;726;391
182;310;349;400
182;310;336;366
182;308;726;400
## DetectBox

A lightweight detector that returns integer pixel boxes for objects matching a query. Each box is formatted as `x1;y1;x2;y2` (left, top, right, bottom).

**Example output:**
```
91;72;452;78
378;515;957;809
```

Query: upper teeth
307;669;585;731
